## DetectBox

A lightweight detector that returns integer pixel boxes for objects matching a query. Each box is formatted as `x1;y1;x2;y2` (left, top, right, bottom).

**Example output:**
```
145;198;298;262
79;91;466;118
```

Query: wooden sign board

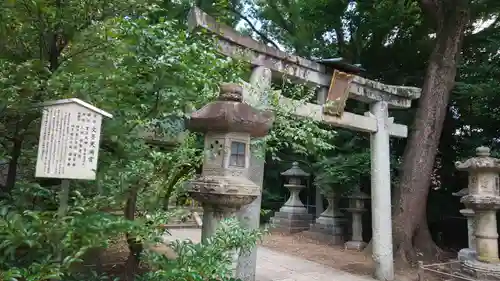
323;70;354;117
35;98;112;180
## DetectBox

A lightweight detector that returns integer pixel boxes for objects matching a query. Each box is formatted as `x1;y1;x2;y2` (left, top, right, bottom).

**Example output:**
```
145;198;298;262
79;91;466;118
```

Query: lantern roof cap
186;83;273;137
455;146;500;172
281;162;309;177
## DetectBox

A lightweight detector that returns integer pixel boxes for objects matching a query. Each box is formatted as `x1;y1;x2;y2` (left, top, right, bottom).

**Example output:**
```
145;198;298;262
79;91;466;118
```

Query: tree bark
391;0;470;265
124;183;143;281
4;136;23;194
414;215;442;259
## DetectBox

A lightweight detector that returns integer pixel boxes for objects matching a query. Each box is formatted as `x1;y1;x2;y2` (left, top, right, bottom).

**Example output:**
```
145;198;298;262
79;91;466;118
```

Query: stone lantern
344;189;370;250
186;83;273;243
270;162;313;233
456;146;500;276
452;188;476;261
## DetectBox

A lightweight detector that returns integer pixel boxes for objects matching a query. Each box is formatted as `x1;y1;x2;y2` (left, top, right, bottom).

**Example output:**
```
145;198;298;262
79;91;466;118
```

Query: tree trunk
124;184;143;281
414;215;442;259
4;136;23;194
391;0;470;265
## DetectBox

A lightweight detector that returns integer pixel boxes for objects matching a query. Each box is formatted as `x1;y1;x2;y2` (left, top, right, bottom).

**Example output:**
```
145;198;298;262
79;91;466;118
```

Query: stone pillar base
462;258;500;280
270;211;313;233
458;248;477;262
345;240;367;251
302;221;345;245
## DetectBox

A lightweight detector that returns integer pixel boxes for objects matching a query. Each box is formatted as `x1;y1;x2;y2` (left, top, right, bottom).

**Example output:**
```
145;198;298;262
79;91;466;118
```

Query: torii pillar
369;101;394;280
236;66;272;281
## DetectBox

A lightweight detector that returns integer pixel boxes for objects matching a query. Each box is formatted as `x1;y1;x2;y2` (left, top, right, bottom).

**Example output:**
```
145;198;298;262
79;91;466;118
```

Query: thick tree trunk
414;215;442;259
391;0;470;265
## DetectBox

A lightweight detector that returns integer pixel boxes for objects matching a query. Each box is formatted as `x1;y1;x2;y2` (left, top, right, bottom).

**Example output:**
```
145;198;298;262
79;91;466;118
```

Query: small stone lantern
186;83;274;242
456;146;500;276
452;188;476;261
344;189;370;250
270;162;313;233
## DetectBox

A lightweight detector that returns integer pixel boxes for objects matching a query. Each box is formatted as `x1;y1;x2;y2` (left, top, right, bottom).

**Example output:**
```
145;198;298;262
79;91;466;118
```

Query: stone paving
164;228;375;281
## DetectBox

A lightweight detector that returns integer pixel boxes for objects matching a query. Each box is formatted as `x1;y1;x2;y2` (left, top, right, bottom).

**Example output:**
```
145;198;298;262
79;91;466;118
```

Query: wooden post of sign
55;178;70;273
57;179;71;218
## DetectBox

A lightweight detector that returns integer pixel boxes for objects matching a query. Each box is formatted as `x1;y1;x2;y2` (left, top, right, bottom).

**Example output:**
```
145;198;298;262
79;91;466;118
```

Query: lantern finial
219;83;243;102
281;162;309;177
476;146;490;157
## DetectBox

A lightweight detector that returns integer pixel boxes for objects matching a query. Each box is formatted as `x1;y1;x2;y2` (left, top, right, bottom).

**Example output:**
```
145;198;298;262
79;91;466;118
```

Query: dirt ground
260;233;451;281
95;234;380;279
261;232;375;276
92;233;450;281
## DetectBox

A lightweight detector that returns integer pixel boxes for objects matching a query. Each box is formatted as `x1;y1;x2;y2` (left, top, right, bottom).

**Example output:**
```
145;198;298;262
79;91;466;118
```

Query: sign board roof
40;98;113;118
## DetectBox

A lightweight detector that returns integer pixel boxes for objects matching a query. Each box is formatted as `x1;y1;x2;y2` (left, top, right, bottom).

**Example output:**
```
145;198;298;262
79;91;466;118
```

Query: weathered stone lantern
343;189;370;250
270;162;313;233
452;188;476;262
186;83;274;242
456;146;500;276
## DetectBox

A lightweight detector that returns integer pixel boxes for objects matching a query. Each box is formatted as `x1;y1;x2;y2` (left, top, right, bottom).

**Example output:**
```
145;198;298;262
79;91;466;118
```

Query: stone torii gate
188;7;421;281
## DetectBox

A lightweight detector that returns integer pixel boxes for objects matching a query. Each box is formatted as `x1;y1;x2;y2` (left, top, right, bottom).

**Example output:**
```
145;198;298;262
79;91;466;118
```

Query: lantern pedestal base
345;240;367;251
461;258;500;280
344;208;366;251
303;194;346;245
303;222;345;245
270;211;313;234
458;248;477;262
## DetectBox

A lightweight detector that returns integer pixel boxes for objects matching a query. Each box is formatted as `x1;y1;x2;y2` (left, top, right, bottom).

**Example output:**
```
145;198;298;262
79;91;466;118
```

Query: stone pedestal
344;209;366;250
474;209;500;263
270;162;313;233
452;188;477;262
456;146;500;277
344;191;369;251
271;211;314;233
279;180;307;214
201;206;238;241
315;187;324;218
201;207;240;275
461;208;477;250
458;208;477;262
304;192;346;244
462;258;500;280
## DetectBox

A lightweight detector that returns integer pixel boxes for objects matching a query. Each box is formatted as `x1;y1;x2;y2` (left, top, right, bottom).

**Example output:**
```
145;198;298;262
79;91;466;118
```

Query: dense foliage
0;0;255;279
0;0;338;279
